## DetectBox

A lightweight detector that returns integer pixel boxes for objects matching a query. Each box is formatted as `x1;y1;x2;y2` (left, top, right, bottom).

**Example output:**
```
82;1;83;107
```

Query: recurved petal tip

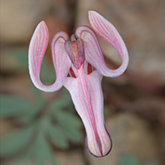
29;20;49;91
38;20;46;27
88;10;129;77
28;21;71;92
88;10;98;17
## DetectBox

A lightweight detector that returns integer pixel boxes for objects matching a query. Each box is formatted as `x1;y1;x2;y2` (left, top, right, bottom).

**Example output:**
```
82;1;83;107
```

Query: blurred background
0;0;165;165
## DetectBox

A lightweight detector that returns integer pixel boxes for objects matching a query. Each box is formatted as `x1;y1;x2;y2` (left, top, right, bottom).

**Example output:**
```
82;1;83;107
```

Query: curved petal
28;21;71;92
51;31;71;89
76;13;128;77
88;10;129;76
64;68;112;157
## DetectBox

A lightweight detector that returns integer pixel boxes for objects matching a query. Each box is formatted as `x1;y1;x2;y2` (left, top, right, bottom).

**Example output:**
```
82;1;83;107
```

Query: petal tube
28;21;71;92
64;68;112;157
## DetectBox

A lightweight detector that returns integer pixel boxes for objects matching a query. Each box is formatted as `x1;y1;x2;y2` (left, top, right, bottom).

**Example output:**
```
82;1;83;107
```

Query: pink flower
28;11;129;157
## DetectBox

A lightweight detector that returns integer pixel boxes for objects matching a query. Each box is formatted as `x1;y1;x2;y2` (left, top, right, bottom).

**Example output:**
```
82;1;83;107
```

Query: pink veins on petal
28;10;129;157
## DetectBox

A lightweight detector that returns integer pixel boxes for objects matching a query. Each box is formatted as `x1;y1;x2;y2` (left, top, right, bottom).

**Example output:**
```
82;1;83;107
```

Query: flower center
64;34;85;70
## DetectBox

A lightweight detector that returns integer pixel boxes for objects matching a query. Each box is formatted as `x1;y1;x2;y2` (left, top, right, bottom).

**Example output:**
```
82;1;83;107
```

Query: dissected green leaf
118;153;140;165
31;83;44;102
48;96;73;113
35;134;56;165
56;111;81;127
24;132;56;165
0;95;35;117
38;116;51;133
47;123;68;149
55;111;82;143
16;102;43;124
0;126;34;156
